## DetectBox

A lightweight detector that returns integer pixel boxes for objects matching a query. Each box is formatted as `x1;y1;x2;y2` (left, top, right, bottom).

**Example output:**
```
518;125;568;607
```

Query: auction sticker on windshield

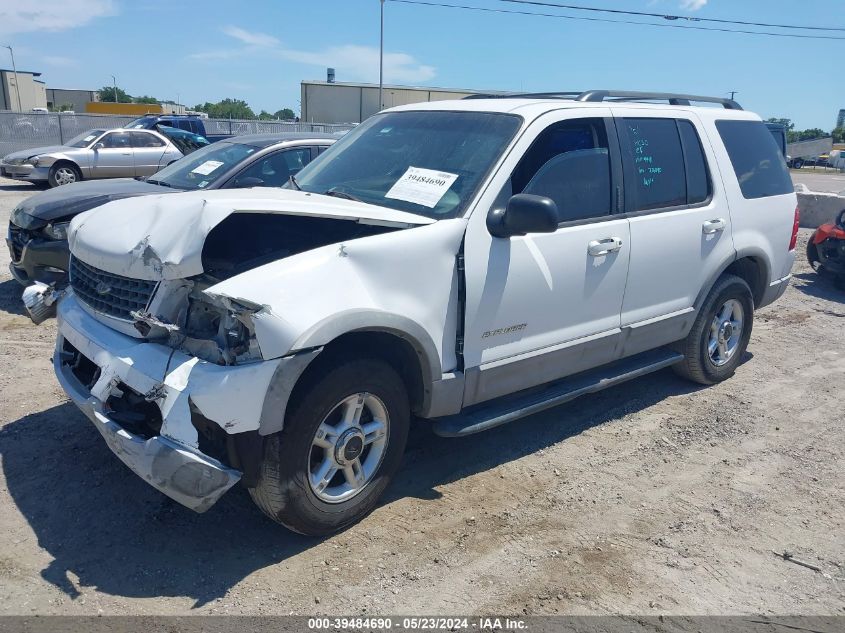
385;166;459;208
191;160;225;176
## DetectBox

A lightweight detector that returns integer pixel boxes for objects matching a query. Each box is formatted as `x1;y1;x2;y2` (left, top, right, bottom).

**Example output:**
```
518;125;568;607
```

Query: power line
502;0;845;32
386;0;845;40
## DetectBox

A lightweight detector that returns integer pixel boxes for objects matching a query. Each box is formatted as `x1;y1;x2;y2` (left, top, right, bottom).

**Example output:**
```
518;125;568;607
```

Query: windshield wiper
288;174;301;190
323;187;363;202
145;178;173;188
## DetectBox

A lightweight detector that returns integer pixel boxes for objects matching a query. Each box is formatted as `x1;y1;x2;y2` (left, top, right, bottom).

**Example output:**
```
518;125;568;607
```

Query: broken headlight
43;221;70;241
181;298;262;365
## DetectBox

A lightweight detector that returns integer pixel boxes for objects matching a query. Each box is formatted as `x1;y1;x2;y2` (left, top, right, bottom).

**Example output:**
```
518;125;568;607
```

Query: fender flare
693;247;771;314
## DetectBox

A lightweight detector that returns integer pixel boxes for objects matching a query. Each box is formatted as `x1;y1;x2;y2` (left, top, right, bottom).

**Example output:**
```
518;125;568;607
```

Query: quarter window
678;120;710;204
715;119;793;199
509;118;612;223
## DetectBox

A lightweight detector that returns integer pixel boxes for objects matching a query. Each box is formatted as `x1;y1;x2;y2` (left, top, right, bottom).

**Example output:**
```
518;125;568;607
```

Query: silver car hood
3;145;73;161
68;188;435;280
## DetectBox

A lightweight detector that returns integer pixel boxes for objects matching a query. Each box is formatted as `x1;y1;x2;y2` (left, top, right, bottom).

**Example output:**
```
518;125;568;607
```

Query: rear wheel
673;275;754;385
249;358;409;535
48;163;80;187
806;236;822;272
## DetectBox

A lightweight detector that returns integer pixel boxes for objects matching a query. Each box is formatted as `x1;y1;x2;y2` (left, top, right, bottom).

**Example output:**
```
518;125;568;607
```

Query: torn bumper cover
54;292;285;512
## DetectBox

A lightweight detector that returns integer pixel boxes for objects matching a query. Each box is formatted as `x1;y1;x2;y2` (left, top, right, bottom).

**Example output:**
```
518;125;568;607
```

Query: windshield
156;125;210;155
292;111;521;219
148;141;259;190
67;130;105;148
126;117;155;129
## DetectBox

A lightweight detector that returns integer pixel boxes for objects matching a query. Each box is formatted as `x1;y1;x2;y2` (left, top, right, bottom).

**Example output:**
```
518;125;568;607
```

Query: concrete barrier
797;191;845;228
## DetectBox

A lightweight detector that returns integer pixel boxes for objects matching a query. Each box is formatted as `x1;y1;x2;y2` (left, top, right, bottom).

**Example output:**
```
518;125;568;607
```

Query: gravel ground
0;177;842;616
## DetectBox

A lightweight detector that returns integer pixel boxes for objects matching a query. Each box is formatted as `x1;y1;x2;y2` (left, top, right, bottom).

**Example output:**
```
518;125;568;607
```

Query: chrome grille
70;257;157;321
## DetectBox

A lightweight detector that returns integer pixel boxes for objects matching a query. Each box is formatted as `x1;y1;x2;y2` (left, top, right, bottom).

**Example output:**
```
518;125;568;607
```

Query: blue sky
1;0;841;129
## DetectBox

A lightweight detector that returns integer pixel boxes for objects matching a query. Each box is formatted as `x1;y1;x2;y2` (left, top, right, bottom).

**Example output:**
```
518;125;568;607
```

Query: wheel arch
695;251;770;313
49;159;82;181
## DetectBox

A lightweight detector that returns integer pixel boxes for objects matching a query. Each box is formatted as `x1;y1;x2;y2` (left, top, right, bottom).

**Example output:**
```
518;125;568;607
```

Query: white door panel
466;220;630;365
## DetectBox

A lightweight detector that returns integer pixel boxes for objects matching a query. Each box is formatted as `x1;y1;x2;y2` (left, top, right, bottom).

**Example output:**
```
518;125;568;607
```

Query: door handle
588;237;623;257
702;218;726;234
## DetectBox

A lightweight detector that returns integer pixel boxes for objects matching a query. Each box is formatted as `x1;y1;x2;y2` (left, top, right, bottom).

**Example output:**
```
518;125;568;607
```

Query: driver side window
509;118;612;223
235;148;312;188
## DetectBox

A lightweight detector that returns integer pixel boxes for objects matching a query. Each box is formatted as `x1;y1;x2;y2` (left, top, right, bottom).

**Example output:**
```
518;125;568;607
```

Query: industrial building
0;69;47;111
300;78;508;124
46;88;99;113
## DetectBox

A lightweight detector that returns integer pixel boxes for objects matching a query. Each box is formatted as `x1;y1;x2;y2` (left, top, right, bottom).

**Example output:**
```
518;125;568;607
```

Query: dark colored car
7;133;336;285
125;114;231;142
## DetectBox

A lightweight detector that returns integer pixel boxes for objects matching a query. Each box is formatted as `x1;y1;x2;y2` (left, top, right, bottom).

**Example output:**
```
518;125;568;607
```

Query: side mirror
487;194;559;238
92;142;104;150
235;176;265;188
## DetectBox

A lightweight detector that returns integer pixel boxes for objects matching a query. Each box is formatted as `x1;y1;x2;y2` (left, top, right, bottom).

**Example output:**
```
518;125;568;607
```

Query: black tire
47;162;81;187
249;358;410;535
806;237;822;271
673;274;754;385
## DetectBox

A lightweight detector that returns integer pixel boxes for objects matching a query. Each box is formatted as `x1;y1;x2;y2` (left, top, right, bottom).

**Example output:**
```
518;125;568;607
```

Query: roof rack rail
462;90;742;110
576;90;742;110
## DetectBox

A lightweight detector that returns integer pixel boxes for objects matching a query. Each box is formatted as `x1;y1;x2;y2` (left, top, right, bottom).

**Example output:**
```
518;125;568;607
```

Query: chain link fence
0;111;354;156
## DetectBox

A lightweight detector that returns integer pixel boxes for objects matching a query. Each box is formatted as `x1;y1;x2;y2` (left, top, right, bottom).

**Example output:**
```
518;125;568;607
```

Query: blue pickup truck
125;114;232;143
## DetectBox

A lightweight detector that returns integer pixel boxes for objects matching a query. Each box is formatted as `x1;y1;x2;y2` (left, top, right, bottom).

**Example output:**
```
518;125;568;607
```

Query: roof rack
462;90;742;110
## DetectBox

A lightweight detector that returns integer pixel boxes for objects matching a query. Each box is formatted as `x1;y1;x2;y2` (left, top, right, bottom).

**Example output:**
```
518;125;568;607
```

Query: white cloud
41;55;78;67
221;25;280;48
0;0;115;36
680;0;708;10
189;26;436;84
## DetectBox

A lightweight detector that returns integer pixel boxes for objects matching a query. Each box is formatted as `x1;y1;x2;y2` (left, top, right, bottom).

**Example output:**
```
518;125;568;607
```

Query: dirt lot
0;177;842;616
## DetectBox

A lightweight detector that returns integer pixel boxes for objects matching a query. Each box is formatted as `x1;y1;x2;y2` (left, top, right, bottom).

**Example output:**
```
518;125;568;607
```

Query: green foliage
133;95;159;104
766;117;794;131
257;110;274;120
274;108;295;120
833;127;845;144
190;98;255;119
97;86;133;103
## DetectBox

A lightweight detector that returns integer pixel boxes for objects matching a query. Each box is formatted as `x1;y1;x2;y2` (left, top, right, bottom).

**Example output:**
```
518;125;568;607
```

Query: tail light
788;206;799;251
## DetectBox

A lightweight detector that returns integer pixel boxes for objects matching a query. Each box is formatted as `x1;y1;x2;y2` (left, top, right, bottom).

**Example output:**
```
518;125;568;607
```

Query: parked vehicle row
7;133;335;285
19;90;798;536
0;126;209;187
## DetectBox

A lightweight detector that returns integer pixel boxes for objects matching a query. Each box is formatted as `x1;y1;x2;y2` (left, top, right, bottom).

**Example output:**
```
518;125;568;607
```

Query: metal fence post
57;113;64;144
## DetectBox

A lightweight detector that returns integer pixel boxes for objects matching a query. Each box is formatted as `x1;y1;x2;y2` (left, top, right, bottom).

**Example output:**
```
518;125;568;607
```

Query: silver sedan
0;128;187;188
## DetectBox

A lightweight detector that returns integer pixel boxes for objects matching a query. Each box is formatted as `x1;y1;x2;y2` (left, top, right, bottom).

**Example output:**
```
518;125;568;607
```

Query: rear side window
715;120;793;199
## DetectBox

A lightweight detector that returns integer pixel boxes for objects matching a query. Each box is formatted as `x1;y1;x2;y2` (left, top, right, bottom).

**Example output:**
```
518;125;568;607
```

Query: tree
833;127;845;144
257;110;274;120
133;95;158;104
274;108;295;120
766;117;794;131
98;85;133;103
191;98;255;119
796;128;826;142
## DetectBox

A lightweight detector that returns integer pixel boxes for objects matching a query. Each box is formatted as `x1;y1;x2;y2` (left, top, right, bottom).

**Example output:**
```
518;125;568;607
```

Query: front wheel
249;359;410;535
673;274;754;385
48;163;80;187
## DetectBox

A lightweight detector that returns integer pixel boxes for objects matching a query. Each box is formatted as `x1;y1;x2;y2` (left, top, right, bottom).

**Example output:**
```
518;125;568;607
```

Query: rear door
612;110;735;356
130;131;167;176
91;131;134;178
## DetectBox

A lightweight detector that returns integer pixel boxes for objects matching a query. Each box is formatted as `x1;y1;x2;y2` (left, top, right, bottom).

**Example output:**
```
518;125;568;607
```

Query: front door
462;111;631;406
611;110;736;356
91;131;134;178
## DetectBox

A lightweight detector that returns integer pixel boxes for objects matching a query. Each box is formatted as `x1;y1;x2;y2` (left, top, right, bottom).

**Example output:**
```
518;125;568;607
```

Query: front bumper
0;162;48;181
6;225;69;285
54;293;283;512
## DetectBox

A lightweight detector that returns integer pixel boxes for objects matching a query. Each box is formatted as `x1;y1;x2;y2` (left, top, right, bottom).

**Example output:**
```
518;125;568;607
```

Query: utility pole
111;75;117;103
2;45;23;111
379;0;385;111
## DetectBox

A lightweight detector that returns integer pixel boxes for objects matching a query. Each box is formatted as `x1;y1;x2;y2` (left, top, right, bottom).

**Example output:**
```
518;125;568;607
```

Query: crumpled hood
13;178;170;226
3;145;70;161
68;188;435;281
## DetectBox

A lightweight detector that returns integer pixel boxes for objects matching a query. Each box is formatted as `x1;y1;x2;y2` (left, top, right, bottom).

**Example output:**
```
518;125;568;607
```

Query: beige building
300;80;508;124
0;69;48;111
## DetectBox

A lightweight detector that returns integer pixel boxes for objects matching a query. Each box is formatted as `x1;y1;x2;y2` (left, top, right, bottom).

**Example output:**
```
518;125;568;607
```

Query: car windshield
292;111;522;219
66;130;105;148
126;117;155;129
148;141;259;190
156;125;210;155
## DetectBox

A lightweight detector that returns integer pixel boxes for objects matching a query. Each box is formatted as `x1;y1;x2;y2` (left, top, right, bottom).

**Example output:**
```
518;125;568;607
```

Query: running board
431;348;684;438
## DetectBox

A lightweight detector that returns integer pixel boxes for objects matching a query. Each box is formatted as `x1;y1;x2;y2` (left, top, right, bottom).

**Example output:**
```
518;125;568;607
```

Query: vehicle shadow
2;365;707;607
0;278;27;316
0;182;40;191
792;272;845;302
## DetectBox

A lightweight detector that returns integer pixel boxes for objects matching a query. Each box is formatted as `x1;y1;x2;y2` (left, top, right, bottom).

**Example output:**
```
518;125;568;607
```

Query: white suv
37;90;798;535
